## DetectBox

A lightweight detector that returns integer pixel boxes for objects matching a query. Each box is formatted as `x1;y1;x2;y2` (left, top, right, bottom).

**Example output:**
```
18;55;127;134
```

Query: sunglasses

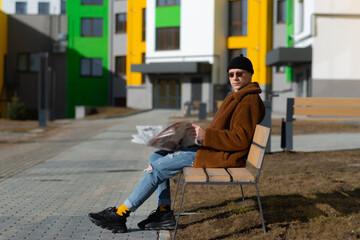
228;71;247;78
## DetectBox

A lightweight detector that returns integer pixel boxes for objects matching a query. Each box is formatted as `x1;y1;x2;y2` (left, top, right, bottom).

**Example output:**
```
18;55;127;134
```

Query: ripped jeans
124;146;198;212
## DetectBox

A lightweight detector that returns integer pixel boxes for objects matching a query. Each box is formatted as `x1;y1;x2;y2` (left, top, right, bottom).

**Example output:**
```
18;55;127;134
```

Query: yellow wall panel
0;9;7;118
127;0;146;86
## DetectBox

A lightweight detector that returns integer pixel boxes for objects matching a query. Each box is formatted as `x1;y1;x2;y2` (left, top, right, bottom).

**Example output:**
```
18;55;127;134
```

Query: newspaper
131;120;200;151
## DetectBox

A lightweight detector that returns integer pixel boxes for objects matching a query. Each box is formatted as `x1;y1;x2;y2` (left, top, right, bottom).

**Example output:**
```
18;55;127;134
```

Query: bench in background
282;97;360;151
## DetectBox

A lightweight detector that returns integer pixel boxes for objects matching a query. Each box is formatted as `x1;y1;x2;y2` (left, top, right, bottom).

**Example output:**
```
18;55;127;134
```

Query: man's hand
186;123;205;141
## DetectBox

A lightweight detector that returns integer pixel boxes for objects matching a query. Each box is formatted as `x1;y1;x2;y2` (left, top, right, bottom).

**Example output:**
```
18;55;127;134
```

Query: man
88;54;265;233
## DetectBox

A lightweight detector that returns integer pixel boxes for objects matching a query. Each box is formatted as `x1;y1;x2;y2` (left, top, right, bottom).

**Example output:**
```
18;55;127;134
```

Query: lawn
170;150;360;239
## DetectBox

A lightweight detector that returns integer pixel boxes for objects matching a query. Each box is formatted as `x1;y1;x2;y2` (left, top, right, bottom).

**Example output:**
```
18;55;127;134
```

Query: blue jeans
124;146;198;212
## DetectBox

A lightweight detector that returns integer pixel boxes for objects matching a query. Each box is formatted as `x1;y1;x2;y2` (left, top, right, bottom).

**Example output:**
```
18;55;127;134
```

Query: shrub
6;95;27;120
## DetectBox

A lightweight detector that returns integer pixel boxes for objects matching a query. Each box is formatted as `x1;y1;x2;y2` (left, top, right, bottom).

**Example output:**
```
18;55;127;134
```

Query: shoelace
148;209;159;218
99;207;116;216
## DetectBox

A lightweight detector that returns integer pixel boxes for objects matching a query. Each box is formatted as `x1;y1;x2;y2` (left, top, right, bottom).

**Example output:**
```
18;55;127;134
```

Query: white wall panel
3;0;62;14
146;0;215;64
313;17;360;80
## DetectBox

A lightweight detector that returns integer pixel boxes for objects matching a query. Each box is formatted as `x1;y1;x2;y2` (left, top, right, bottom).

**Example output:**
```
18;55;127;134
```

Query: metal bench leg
255;184;266;233
240;185;246;208
172;183;187;240
172;171;183;211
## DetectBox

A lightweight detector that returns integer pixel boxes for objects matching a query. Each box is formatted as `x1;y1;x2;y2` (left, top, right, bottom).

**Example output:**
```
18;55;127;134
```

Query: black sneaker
138;207;176;230
88;207;128;233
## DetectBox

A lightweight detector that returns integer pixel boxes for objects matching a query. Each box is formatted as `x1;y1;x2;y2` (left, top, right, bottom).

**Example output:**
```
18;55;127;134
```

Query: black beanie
227;54;254;74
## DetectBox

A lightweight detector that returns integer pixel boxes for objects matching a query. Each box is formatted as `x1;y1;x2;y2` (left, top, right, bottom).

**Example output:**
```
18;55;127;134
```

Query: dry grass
170;150;360;239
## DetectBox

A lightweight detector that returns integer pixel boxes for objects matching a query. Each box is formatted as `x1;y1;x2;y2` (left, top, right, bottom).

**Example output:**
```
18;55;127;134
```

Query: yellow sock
116;204;130;217
159;204;170;212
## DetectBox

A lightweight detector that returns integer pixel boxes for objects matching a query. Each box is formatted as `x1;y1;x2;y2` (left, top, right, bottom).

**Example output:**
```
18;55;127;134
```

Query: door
153;78;181;109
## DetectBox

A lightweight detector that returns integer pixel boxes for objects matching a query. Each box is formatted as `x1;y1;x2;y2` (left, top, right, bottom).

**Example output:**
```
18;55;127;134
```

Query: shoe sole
88;216;127;233
145;226;175;230
142;222;176;230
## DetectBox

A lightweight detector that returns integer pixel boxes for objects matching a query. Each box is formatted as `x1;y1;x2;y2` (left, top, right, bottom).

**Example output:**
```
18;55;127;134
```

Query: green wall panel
286;0;294;83
66;2;109;118
156;6;180;27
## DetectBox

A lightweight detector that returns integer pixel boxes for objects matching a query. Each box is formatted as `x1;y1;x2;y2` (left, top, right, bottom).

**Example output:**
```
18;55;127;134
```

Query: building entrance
153;78;181;109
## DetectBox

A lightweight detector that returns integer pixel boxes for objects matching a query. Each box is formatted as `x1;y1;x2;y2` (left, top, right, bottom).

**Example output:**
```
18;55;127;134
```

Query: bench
282;97;360;151
171;124;271;239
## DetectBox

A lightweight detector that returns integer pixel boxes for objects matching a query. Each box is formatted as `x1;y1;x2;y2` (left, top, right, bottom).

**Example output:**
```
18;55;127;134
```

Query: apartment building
2;0;67;119
2;0;275;118
267;0;360;113
129;0;272;112
2;0;129;119
66;1;109;118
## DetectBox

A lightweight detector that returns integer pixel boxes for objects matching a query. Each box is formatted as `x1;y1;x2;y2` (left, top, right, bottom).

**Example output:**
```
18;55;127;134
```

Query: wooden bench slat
294;107;360;117
252;125;271;147
247;144;265;169
183;167;207;182
227;168;255;182
205;168;231;182
294;97;360;107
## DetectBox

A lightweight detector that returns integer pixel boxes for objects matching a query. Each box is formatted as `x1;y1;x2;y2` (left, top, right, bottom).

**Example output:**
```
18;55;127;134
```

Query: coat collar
231;82;262;101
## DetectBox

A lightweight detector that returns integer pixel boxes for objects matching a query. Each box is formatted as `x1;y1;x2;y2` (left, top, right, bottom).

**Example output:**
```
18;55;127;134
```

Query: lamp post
38;52;49;127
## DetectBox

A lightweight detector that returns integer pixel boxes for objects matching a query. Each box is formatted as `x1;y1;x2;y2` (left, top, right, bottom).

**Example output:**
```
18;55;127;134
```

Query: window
81;18;103;37
156;0;180;7
15;2;27;14
228;49;247;63
30;54;40;72
229;0;248;36
142;8;146;41
156;27;180;50
80;58;103;77
81;0;103;5
142;53;145;63
297;0;304;33
115;13;126;33
61;0;66;14
277;0;286;23
17;53;40;72
141;53;145;84
38;2;50;15
17;53;28;71
115;56;126;77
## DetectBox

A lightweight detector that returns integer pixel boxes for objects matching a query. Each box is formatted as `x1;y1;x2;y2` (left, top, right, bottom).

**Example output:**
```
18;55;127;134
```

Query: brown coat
193;82;265;168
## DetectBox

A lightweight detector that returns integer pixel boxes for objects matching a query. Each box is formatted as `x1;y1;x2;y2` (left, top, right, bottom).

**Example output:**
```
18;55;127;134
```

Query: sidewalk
269;112;360;152
271;133;360;152
0;109;358;240
0;110;180;240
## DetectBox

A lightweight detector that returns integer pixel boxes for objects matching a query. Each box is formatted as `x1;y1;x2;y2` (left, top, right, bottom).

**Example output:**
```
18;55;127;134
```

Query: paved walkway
0;109;359;240
0;110;180;240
